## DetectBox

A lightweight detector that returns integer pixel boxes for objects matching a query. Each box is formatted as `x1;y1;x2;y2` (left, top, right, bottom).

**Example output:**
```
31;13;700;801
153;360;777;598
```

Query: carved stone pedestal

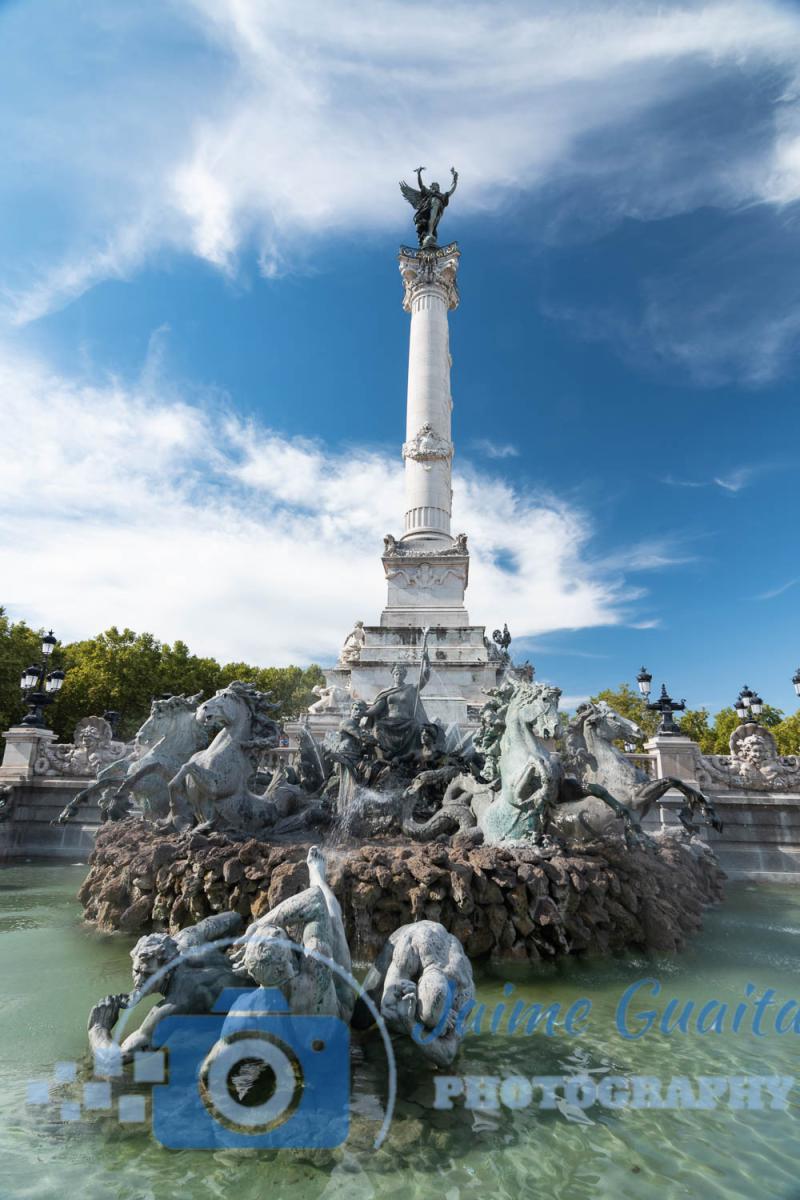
644;734;701;784
335;622;501;728
0;725;57;782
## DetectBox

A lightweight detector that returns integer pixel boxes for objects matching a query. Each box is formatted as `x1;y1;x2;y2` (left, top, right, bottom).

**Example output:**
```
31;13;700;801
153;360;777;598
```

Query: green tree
58;628;169;740
678;708;714;751
217;662;325;718
159;639;222;703
589;683;660;749
586;688;795;757
772;712;800;755
0;608;44;731
698;704;784;756
0;617;328;740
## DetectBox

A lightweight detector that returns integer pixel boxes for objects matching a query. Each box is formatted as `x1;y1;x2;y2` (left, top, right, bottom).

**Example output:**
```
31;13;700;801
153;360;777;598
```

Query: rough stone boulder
78;820;725;962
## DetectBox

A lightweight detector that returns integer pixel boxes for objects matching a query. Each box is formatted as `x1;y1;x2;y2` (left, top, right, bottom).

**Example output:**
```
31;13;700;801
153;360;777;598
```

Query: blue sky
0;0;798;714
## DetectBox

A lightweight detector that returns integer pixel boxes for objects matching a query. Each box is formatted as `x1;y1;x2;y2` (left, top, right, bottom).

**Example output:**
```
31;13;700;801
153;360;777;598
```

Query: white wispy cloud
713;467;757;493
597;540;699;572
0;346;686;664
470;438;520;460
756;578;798;600
5;0;800;338
662;466;758;492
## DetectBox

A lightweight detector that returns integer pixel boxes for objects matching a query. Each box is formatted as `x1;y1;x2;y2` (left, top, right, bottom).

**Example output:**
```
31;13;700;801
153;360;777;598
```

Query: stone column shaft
398;244;460;545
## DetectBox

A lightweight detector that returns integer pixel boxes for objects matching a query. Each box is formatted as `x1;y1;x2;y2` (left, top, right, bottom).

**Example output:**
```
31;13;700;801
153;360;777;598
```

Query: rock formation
79;821;724;961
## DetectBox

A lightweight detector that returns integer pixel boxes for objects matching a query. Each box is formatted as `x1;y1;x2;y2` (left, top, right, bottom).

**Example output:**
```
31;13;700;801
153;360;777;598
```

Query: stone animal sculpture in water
88;911;244;1068
477;678;643;846
477;678;562;843
87;844;356;1069
229;846;354;1021
87;850;475;1079
401;767;480;840
57;692;207;824
167;681;283;833
558;701;722;839
360;920;475;1067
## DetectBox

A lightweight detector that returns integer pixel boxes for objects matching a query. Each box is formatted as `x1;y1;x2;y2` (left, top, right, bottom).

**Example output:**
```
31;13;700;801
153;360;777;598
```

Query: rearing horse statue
57;692;207;823
167;681;282;833
477;678;643;846
478;678;563;843
557;701;722;839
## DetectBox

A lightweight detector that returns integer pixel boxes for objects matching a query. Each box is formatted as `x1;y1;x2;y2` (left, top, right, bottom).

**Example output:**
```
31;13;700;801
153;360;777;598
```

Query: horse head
575;701;642;748
197;681;281;745
506;679;562;740
135;691;204;749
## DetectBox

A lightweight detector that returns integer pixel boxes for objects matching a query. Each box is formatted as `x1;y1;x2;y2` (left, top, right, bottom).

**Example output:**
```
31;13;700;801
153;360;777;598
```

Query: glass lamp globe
21;664;40;691
46;669;65;694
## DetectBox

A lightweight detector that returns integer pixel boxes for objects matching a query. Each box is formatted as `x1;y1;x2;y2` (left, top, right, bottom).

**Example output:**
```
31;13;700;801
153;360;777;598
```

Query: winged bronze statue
399;166;458;248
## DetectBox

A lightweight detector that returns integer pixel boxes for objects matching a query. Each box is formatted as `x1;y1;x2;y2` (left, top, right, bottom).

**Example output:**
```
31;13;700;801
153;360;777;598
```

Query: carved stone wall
639;729;800;880
33;716;129;779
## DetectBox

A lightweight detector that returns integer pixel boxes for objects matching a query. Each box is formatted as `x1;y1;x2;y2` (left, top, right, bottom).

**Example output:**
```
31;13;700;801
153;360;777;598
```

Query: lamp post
103;710;121;736
635;667;685;735
19;630;66;728
734;684;764;724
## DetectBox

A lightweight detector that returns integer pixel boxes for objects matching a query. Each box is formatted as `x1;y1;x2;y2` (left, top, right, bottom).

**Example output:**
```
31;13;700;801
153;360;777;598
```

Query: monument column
398;244;460;545
312;171;504;728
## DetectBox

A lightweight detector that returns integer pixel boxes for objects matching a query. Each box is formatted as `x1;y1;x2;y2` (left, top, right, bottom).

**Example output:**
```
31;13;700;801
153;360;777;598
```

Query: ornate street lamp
636;667;653;699
18;629;66;728
636;668;684;734
792;667;800;699
646;683;686;735
734;684;763;724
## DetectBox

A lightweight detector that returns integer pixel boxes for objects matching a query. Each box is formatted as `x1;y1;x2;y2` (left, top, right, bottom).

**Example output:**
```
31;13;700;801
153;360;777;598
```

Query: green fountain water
1;861;798;1200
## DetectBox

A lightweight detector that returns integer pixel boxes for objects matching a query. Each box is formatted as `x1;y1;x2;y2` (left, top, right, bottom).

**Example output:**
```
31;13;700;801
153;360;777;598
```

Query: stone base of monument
78;821;725;961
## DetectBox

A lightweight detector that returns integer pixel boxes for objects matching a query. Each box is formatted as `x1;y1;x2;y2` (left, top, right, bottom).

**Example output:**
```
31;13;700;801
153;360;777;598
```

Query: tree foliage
679;703;792;754
773;712;800;756
0;614;325;741
588;680;800;755
0;609;43;732
3;611;797;755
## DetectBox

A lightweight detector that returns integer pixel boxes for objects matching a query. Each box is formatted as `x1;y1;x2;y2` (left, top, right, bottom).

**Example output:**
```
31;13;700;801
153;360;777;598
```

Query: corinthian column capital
398;242;460;313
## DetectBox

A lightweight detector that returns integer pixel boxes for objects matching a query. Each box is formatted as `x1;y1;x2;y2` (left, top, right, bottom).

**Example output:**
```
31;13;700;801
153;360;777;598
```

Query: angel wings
399;178;425;209
399;167;458;247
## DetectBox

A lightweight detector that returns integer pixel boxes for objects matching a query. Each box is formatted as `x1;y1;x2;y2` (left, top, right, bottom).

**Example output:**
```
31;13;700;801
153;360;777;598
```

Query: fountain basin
79;821;725;961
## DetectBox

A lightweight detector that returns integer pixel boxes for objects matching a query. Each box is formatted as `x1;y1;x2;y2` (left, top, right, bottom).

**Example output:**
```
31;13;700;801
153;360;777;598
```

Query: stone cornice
383;532;468;558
